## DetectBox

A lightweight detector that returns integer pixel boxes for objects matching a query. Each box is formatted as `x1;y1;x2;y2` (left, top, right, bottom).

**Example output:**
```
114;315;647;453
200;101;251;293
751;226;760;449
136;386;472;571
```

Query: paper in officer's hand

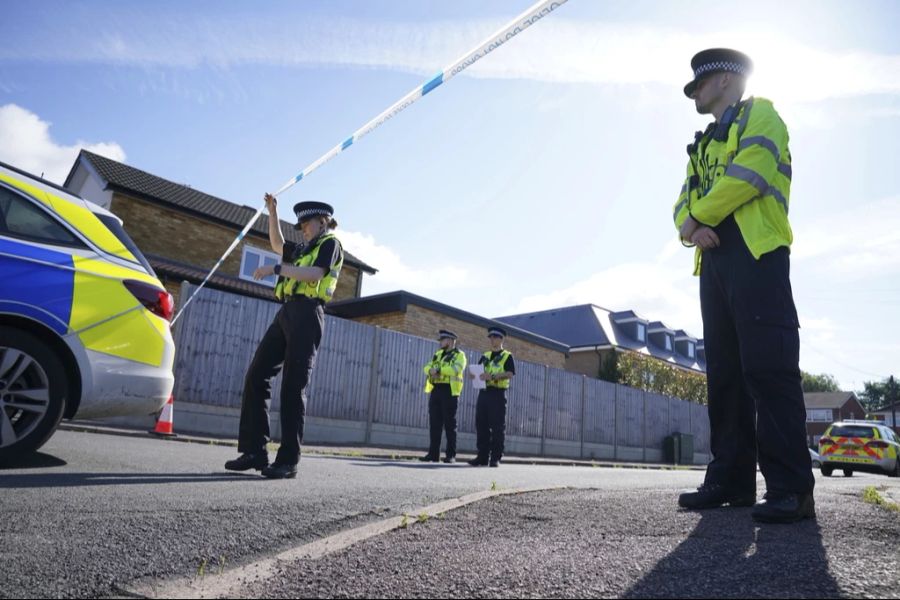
469;364;486;389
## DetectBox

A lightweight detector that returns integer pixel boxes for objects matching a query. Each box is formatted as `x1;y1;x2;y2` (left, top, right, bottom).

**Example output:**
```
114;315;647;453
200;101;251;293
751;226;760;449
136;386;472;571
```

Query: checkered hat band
694;61;748;78
295;208;331;220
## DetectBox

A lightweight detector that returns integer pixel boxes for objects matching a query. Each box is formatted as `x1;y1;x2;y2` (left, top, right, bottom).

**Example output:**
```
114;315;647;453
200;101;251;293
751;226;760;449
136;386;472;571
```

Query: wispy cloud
793;196;900;277
0;104;126;183
338;229;474;295
508;243;703;338
3;13;900;105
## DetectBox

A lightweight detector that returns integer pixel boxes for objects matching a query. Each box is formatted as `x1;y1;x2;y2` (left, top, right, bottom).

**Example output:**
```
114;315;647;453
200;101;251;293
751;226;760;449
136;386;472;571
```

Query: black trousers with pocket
475;387;508;462
237;296;324;466
427;384;458;459
700;216;814;496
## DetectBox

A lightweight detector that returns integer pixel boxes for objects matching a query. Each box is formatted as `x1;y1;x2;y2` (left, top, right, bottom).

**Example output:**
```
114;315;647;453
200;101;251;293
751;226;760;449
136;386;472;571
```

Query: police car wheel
821;466;834;477
0;327;68;464
892;460;900;478
843;469;853;477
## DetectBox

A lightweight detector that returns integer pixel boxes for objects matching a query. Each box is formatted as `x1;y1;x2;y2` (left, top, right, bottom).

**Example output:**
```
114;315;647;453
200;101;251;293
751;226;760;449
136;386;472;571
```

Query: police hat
438;329;458;341
684;48;753;98
487;327;507;338
293;201;334;229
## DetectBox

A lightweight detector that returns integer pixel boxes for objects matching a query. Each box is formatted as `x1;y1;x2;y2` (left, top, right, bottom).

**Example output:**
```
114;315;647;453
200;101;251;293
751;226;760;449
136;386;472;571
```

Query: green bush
600;351;708;405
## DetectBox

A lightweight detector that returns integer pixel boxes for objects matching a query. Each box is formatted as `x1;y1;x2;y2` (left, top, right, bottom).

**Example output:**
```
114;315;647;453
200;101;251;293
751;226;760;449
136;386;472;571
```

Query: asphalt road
1;430;703;599
247;487;900;599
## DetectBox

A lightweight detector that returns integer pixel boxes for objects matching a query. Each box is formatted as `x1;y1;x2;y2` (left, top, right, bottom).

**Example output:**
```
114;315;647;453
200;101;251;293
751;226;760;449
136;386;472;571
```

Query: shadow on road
0;471;264;489
0;452;68;470
623;508;842;598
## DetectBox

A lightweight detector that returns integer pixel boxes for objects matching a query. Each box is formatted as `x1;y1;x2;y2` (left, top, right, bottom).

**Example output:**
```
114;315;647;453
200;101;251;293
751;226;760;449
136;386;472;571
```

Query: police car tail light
866;441;889;449
124;280;175;322
820;438;835;446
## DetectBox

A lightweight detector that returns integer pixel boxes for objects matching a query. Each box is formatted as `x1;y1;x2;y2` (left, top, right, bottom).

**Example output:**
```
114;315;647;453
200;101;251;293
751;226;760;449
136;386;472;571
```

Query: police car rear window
829;426;876;439
96;214;155;275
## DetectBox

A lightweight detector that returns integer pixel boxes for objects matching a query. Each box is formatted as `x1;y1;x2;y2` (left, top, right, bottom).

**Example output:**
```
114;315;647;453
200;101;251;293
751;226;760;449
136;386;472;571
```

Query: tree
801;371;841;393
859;377;899;414
601;351;708;404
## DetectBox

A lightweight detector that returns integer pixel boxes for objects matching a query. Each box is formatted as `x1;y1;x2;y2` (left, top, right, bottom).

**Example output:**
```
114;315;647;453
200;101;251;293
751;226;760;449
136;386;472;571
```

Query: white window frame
806;409;833;423
665;335;673;352
636;323;646;342
239;245;281;288
687;343;695;358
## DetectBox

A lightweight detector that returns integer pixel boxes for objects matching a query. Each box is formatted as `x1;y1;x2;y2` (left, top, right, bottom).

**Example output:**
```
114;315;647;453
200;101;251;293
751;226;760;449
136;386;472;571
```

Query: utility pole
890;375;898;435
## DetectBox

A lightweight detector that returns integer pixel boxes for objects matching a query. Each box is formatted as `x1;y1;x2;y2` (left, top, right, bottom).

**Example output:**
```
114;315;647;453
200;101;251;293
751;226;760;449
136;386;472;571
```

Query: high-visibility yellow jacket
423;347;466;396
673;97;793;275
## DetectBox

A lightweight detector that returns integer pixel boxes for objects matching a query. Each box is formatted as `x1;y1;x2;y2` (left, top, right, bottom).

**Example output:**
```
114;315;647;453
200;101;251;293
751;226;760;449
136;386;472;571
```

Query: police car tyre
892;459;900;478
843;469;853;477
0;327;68;464
821;465;834;477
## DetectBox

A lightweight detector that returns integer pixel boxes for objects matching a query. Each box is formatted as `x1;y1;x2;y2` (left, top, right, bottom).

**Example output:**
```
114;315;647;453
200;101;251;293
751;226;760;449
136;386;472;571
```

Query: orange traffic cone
150;394;177;437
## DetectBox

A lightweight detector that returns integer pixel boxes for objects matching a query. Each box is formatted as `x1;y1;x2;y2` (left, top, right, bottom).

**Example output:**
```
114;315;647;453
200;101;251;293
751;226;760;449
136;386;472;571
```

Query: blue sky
2;0;899;391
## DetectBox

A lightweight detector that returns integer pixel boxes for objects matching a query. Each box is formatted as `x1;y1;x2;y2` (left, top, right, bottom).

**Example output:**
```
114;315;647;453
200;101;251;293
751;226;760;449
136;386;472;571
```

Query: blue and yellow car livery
0;161;174;458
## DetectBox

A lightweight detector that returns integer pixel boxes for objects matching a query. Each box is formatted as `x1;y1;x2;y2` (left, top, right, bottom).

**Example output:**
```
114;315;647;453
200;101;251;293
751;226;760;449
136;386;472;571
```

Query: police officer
225;193;343;479
468;327;515;468
420;330;466;464
673;49;814;522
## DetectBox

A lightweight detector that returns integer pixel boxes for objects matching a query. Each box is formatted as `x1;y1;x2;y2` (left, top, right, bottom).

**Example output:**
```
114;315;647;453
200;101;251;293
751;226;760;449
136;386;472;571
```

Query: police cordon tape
171;0;569;324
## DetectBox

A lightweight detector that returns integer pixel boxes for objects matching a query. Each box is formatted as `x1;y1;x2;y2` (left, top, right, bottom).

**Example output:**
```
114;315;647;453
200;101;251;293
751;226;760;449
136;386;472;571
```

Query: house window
687;343;695;358
665;336;673;351
806;409;833;423
240;245;281;287
636;323;646;342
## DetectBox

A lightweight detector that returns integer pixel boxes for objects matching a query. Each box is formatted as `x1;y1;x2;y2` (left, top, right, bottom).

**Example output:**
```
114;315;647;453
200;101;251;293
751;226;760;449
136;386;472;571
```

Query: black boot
752;492;815;523
261;463;298;479
224;453;269;472
468;457;489;467
419;454;439;463
678;483;756;510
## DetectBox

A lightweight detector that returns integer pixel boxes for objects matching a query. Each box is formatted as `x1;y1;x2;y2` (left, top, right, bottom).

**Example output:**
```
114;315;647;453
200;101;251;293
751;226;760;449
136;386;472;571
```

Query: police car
818;420;900;478
0;161;175;462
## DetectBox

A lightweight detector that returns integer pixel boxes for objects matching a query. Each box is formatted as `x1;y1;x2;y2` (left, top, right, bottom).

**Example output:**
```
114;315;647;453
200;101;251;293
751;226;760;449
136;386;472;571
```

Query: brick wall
111;192;269;277
565;351;602;378
397;305;566;368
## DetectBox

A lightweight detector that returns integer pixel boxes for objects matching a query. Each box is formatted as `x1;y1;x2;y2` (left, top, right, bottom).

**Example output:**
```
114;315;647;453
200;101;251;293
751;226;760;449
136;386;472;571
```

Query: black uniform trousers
700;216;814;496
427;384;458;459
238;297;324;466
475;387;508;462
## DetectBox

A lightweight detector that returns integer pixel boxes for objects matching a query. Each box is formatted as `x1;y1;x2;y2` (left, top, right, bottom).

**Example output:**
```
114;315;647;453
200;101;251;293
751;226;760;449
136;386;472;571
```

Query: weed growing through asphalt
417;512;429;524
862;486;900;512
400;514;409;529
491;481;499;492
218;555;226;575
197;558;208;578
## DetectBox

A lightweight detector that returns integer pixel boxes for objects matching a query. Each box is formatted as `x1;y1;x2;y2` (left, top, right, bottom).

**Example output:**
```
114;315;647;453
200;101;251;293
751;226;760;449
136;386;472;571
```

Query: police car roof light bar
172;0;569;325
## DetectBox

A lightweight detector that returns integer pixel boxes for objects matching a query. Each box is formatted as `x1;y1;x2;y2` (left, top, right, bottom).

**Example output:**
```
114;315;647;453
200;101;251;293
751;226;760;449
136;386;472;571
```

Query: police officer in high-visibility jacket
468;327;515;468
673;49;814;523
420;330;467;464
225;194;343;479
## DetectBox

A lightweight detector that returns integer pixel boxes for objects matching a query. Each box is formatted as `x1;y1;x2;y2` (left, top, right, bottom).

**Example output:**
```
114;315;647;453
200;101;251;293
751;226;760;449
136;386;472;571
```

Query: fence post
364;327;382;445
579;375;587;460
540;365;550;457
688;399;694;464
613;384;619;461
642;390;647;463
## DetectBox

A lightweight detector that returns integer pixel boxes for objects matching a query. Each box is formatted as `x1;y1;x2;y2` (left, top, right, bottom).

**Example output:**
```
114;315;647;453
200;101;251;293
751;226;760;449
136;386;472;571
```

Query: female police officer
225;193;343;479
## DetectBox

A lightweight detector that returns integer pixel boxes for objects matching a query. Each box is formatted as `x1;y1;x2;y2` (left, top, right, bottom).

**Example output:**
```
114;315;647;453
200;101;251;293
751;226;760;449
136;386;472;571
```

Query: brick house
328;291;569;369
496;304;705;379
63;150;376;305
804;392;866;446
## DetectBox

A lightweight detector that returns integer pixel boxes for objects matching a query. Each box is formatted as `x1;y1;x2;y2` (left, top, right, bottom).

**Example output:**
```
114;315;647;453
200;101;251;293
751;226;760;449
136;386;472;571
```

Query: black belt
284;295;325;306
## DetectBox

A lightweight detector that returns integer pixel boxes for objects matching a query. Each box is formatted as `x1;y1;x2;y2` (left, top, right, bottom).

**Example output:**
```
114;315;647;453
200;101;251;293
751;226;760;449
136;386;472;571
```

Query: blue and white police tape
173;0;568;324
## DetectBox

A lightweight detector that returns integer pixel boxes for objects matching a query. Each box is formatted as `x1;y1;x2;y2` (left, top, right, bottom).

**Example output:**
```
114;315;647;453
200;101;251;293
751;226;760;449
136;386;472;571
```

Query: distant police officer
673;49;814;522
468;327;515;468
225;193;343;479
421;330;467;464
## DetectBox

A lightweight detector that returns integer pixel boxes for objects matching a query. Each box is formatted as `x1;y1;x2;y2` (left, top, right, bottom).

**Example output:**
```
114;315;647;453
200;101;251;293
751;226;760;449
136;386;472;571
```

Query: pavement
2;429;899;599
